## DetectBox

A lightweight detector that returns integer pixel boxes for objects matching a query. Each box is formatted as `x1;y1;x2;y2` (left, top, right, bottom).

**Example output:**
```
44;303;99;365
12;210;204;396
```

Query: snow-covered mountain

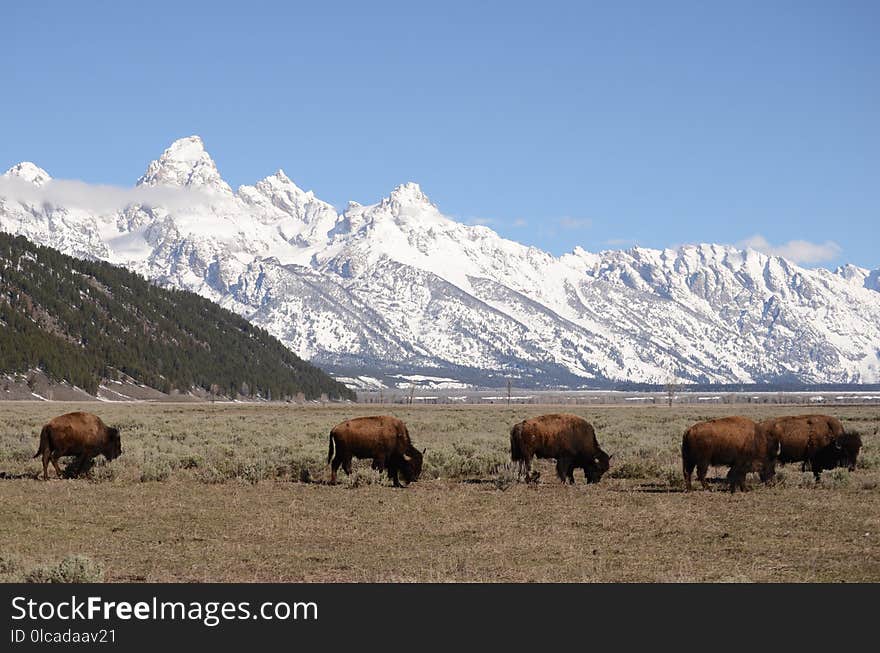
2;135;879;387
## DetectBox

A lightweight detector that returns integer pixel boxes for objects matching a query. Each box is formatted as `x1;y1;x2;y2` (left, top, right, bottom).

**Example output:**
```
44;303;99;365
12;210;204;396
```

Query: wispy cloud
468;217;497;226
739;234;842;265
464;216;528;228
605;237;634;247
0;176;224;214
557;216;593;230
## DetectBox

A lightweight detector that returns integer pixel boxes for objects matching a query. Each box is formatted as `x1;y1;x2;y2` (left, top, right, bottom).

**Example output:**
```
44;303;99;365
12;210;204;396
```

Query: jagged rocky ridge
2;136;879;387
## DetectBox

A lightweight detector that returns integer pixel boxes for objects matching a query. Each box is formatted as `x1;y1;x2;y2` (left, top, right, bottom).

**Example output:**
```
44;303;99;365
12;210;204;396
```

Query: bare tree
664;374;678;408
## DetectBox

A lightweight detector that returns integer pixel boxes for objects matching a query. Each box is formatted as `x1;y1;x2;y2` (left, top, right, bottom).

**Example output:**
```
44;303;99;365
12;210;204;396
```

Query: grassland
0;401;878;582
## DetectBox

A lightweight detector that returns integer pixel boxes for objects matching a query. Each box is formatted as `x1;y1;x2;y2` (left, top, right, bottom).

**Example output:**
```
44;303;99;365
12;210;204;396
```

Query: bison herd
30;410;863;492
683;414;862;491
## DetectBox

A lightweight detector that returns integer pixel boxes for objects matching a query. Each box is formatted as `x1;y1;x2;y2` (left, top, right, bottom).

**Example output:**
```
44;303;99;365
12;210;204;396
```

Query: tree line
0;232;354;400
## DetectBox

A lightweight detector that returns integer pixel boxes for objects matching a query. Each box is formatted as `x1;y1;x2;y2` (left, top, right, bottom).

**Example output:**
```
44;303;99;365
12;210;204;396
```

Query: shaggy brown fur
510;413;611;484
328;415;423;487
682;416;779;493
33;412;122;480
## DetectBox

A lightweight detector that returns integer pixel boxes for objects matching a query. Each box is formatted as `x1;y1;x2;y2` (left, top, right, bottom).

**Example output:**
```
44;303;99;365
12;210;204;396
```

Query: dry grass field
0;401;878;582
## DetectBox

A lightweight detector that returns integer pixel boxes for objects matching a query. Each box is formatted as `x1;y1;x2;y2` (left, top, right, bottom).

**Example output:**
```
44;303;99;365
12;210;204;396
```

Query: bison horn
422;448;427;455
403;453;412;462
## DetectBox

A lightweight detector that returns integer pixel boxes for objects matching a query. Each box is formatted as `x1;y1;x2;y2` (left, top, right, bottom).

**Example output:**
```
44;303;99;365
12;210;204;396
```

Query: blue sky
3;1;877;268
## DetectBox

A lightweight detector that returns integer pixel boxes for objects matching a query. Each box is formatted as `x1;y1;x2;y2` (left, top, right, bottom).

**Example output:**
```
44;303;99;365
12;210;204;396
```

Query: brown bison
33;412;122;480
682;416;779;492
328;415;424;487
509;413;611;484
760;414;862;481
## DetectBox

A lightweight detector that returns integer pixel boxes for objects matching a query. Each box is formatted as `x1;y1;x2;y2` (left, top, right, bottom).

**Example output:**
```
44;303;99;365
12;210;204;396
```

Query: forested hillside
0;232;354;400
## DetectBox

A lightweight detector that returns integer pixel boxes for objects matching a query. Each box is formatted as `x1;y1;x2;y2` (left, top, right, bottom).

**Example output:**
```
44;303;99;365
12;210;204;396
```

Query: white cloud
557;217;593;230
605;238;634;247
0;176;224;214
512;218;527;227
740;234;842;265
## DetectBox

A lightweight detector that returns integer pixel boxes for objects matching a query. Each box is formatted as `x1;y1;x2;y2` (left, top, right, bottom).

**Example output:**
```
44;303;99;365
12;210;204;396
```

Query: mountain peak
136;135;232;194
165;135;207;160
251;168;316;201
256;168;294;187
386;182;432;207
3;162;52;187
836;263;868;282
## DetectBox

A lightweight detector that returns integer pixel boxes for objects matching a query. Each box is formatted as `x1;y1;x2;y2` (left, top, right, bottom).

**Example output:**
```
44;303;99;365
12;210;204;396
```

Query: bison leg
371;454;386;473
584;461;603;484
74;453;89;477
555;457;573;484
329;447;347;484
41;449;51;481
810;459;822;483
759;463;776;486
49;451;63;479
571;460;583;484
519;455;533;480
727;466;747;493
683;458;696;491
726;467;737;493
696;462;710;491
387;460;402;488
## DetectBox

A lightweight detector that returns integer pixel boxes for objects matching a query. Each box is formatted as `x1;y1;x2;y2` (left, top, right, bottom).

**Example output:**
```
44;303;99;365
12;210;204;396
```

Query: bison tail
327;431;335;465
680;430;691;466
33;425;50;458
509;423;523;462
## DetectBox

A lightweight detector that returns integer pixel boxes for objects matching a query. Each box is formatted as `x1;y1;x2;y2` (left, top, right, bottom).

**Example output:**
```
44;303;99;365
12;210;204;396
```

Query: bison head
103;427;122;461
399;446;424;483
584;451;612;483
835;431;862;471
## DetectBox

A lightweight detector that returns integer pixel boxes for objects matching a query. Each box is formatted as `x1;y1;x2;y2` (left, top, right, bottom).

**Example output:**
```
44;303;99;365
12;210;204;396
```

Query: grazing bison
328;416;423;487
682;416;779;493
33;412;122;480
510;413;611;484
760;414;862;481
